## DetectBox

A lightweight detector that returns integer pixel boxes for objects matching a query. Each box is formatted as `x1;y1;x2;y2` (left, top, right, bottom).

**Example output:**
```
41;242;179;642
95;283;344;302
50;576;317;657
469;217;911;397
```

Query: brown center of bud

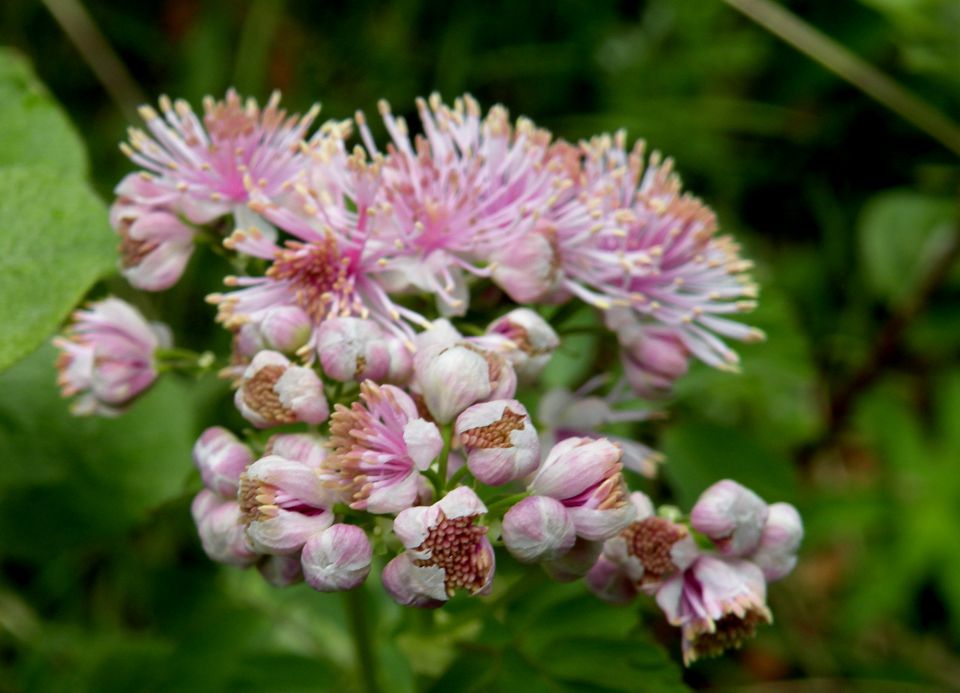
462;343;509;390
414;512;490;596
238;474;275;523
243;365;297;424
459;408;526;449
622;516;689;584
691;609;770;661
118;225;159;268
268;237;359;321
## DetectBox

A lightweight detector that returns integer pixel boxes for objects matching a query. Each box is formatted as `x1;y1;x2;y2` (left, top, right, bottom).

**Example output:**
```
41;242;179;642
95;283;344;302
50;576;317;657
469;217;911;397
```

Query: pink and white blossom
501;495;576;564
234;350;328;428
317;317;393;382
301;524;373;592
191;489;257;567
326;382;443;513
192;426;254;498
485;308;559;384
54;297;170;416
690;480;769;557
749;502;803;582
455;399;540;485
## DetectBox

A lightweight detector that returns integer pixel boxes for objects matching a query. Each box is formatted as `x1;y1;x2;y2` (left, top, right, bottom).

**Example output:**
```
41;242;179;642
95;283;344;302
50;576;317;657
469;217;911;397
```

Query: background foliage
1;0;959;690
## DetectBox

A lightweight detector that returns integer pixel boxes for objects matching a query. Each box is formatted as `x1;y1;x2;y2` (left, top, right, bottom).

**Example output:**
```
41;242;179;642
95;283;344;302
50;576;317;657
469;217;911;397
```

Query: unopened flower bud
690;480;769;557
502;495;576;563
384;337;414;385
265;433;328;469
456;400;540;485
260;306;312;354
490;232;561;303
415;343;491;424
619;325;689;398
301;524;372;592
750;502;803;582
193;427;254;497
191;490;256;567
529;437;636;541
258;554;303;587
317;317;391;382
235;351;328;428
487;308;559;383
586;554;638;604
382;554;445;609
112;205;195;292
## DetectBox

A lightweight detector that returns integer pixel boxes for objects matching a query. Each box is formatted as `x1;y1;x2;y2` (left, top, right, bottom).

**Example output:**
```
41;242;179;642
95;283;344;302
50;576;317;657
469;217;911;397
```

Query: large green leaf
0;48;88;176
0;165;116;372
0;344;197;557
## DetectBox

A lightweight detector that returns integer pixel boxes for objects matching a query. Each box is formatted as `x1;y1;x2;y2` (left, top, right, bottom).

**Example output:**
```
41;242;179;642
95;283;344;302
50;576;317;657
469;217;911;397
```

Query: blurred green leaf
857;189;955;306
0;165;115;373
0;48;87;176
0;344;196;556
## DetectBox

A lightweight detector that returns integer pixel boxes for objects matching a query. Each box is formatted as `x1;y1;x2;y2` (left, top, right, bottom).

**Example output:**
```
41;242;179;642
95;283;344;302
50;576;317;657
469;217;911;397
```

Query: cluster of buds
50;89;801;667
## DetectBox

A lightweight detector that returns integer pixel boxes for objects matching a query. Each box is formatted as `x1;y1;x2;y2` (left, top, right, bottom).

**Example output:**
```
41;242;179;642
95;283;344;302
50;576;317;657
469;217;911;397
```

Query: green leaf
661;421;797;508
0;48;88;176
0;344;197;557
857;189;955;306
0;164;116;372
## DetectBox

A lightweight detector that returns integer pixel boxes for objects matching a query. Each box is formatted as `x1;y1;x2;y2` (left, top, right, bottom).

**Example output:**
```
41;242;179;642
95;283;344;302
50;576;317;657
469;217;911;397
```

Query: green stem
448;464;471;488
344;588;380;693
436;424;454;494
485;492;530;516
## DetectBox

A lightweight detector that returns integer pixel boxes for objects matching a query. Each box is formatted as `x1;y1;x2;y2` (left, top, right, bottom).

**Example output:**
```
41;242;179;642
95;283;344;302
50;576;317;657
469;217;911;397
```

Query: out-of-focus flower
259;306;313;355
191;489;257;567
690;480;769;557
585;554;638;604
238;454;336;554
234;351;328;428
597;492;698;594
301;524;372;592
111;194;196;291
384;486;495;605
192;426;254;498
538;378;663;477
486;308;559;383
528;437;636;541
541;538;603;582
326;382;442;513
749;502;803;582
455;399;540;485
607;309;689;398
54;297;170;416
656;555;772;666
258;554;304;587
501;495;576;563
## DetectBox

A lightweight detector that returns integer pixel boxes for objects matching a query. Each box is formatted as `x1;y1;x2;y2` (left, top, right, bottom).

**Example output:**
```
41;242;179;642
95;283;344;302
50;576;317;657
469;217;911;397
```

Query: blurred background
1;0;960;690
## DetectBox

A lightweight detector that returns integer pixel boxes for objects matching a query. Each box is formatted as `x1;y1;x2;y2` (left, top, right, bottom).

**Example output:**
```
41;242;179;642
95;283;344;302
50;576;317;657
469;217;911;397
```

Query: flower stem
485;492;530;516
344;587;380;693
436;424;454;494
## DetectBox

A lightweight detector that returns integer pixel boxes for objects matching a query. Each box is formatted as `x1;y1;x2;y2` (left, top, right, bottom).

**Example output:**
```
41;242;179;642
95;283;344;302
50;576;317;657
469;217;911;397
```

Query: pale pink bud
415;343;492;424
234;323;266;360
389;486;495;603
690;480;769;557
750;502;803;582
265;433;328;469
586;554;637;604
238;455;335;554
490;231;560;303
502;495;576;563
486;308;560;383
317;318;391;382
191;490;256;567
112;204;195;292
541;538;602;582
53;297;170;416
385;337;414;385
235;351;328;428
301;524;372;592
619;325;689;398
382;554;445;609
529;437;636;541
192;427;254;497
258;555;304;587
456;400;540;485
260;306;312;354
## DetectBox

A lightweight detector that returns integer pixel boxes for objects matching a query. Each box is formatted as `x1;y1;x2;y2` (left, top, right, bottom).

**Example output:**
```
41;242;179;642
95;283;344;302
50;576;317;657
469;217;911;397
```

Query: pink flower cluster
49;89;800;667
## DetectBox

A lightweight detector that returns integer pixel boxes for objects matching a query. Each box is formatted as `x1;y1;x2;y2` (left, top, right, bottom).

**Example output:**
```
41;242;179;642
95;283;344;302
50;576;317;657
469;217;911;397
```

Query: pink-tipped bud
191;490;256;567
317;317;391;382
486;308;560;384
541;538;602;582
502;495;576;563
619;325;689;398
265;433;328;469
456;400;540;485
490;232;561;303
260;306;312;354
586;554;638;604
192;427;254;497
750;502;803;582
384;337;414;385
258;555;304;587
234;322;266;360
235;351;328;428
690;480;769;557
415;343;492;424
113;207;196;292
529;437;636;541
301;524;372;592
382;554;445;609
